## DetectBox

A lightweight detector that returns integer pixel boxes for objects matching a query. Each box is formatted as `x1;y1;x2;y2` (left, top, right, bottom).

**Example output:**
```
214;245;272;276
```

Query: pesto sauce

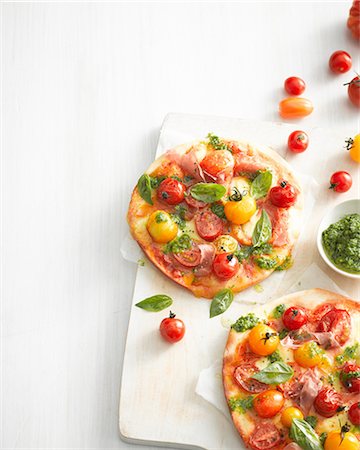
322;213;360;274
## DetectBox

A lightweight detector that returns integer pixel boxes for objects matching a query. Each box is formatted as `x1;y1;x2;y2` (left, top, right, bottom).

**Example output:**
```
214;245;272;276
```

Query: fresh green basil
267;350;283;363
210;203;226;219
250;170;272;199
305;416;318;429
251;361;294;384
137;174;153;205
135;294;172;312
190;183;226;203
252;210;272;247
272;303;285;319
150;175;166;189
210;288;234;318
289;419;323;450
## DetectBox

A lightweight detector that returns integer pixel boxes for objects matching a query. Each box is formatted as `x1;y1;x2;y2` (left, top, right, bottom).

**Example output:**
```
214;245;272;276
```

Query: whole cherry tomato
345;76;360;107
348;0;360;40
314;387;342;418
324;427;359;450
279;97;313;119
329;50;352;74
248;324;279;356
253;390;285;418
159;312;185;343
346;135;360;163
282;306;308;330
284;77;306;96
269;181;297;208
341;362;360;393
348;402;360;426
288;130;309;153
212;253;239;280
157;178;186;205
329;171;352;193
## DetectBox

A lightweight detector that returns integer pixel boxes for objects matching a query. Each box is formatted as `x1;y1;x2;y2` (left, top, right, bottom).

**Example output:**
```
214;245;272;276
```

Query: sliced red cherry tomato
253;390;285;418
195;209;224;241
159;312;185;343
329;171;352;193
314;387;342;418
311;303;334;322
249;423;282;450
184;190;207;209
200;150;234;178
341;363;360;393
316;308;351;346
212;253;239;280
329;50;352;74
345;76;360;107
282;306;308;330
157;178;186;205
348;402;360;426
279;97;313;119
288;130;309;153
233;364;268;394
173;243;202;267
284;77;306;96
269;181;297;208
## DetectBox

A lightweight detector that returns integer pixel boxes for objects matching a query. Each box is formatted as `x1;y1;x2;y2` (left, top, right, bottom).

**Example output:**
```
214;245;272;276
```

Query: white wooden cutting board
119;113;358;450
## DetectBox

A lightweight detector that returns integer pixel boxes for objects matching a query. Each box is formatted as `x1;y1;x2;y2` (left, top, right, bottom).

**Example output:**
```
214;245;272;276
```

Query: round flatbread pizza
127;134;303;299
223;288;360;450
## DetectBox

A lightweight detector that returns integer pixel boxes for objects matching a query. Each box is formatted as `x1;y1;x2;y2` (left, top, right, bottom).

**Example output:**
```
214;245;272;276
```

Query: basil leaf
135;294;172;312
290;419;323;450
272;303;285;319
250;170;272;199
252;210;272;247
137;174;153;205
210;203;226;219
210;289;234;318
267;350;283;363
251;361;294;384
305;416;318;429
190;183;226;203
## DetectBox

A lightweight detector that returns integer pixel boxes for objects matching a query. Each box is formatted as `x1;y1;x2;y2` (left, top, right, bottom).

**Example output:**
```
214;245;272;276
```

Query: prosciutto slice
281;330;340;350
166;147;206;181
193;244;216;277
283;369;322;414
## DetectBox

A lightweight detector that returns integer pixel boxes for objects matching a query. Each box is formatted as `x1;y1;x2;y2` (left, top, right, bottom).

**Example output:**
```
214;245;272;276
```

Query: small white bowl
317;198;360;279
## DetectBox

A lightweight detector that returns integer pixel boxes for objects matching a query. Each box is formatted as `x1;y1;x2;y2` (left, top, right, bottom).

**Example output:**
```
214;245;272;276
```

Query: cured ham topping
262;202;290;247
167;147;206;182
193;244;216;277
281;330;340;349
283;369;322;414
249;423;282;450
233;152;266;176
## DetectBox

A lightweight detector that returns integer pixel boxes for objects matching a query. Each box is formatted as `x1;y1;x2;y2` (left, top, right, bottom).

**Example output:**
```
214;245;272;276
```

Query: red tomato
173;243;202;267
282;306;308;330
329;51;352;74
269;181;297;208
195;210;224;241
253;390;285;418
348;402;360;426
348;1;360;40
184;189;207;209
314;387;342;418
345;76;360;107
329;171;352;193
213;253;239;280
200;150;234;178
284;77;306;96
159;312;185;343
249;423;282;450
288;130;309;153
279;97;313;119
233;364;268;394
157;178;186;205
316;308;351;346
341;363;360;393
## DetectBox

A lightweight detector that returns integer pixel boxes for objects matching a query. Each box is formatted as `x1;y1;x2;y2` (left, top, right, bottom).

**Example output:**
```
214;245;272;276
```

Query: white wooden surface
2;2;359;450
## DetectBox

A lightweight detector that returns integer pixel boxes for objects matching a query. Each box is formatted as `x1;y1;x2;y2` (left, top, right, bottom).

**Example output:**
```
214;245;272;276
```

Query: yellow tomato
324;430;359;450
281;407;304;428
147;210;178;243
213;235;239;254
248;324;280;356
348;134;360;163
294;341;323;368
224;194;256;225
318;353;333;374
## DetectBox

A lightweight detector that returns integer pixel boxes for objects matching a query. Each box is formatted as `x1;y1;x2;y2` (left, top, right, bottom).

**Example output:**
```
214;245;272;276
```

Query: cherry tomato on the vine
157;178;186;205
288;130;309;153
282;306;308;330
284;77;306;96
279;97;313;119
348;402;360;426
345;76;360;108
159;312;185;343
212;253;239;280
329;171;352;193
269;181;297;208
329;50;352;74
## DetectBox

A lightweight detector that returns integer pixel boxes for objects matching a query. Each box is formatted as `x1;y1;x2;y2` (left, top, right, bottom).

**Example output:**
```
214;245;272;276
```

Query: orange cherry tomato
279;98;314;119
253;390;285;418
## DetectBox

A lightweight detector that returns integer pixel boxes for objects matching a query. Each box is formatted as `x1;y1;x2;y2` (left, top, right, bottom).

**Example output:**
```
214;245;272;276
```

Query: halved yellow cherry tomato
248;324;280;356
213;235;239;254
147;210;178;243
224;194;256;225
347;134;360;163
281;406;304;428
324;430;359;450
294;341;323;368
279;97;314;119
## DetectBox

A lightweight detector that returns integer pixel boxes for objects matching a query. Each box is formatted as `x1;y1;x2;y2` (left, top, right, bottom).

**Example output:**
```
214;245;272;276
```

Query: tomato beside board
329;50;352;74
288;130;309;153
284;77;306;96
329;171;352;193
279;98;313;119
346;76;360;108
159;312;185;343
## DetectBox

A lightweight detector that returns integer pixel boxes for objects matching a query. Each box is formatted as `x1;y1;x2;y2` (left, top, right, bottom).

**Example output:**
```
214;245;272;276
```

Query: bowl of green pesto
317;199;360;278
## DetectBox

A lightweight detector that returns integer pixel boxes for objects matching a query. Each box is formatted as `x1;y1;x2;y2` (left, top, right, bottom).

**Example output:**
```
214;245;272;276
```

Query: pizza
223;288;360;450
127;133;303;299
